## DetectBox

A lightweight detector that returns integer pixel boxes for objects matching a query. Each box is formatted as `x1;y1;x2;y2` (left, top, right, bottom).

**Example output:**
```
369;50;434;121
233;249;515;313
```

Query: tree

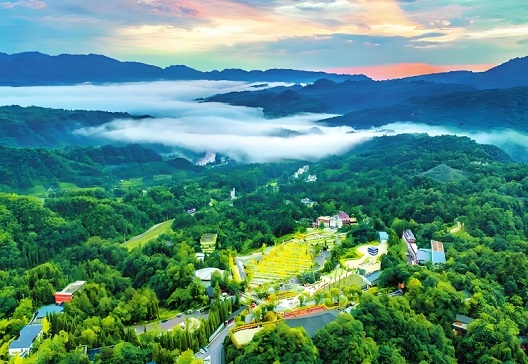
314;313;378;364
176;349;203;364
457;312;528;364
233;323;319;364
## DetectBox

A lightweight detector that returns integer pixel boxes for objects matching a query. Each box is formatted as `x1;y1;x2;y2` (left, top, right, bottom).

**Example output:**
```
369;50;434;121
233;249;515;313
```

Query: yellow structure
200;233;217;254
251;242;313;283
229;256;242;283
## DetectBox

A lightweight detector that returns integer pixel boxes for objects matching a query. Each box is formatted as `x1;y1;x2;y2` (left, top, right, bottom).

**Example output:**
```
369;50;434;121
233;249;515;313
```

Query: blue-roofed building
8;324;42;357
417;248;432;264
34;305;64;321
416;240;446;266
378;231;389;242
431;240;446;265
365;270;382;286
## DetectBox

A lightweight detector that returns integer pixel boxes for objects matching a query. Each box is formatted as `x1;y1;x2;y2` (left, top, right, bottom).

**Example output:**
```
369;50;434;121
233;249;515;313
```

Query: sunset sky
1;0;527;79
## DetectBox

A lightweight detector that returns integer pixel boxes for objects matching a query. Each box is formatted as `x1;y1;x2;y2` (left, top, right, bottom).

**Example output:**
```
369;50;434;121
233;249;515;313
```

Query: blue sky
2;0;528;78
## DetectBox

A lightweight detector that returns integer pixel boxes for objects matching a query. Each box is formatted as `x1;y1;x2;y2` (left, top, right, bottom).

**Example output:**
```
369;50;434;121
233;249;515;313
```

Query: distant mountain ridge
404;56;528;89
1;51;528;88
0;51;369;85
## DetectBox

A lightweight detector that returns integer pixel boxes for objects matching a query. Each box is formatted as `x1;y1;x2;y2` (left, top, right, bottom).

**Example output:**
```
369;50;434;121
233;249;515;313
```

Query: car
186;309;193;314
176;313;182;317
161;319;168;323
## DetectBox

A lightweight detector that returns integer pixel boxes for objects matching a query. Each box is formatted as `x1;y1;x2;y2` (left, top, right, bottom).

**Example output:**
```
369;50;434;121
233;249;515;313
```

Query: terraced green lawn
122;219;175;251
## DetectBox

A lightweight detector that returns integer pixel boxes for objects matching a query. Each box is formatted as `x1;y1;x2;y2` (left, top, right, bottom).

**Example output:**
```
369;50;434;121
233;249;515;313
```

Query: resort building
8;324;43;357
55;281;86;304
417;240;447;266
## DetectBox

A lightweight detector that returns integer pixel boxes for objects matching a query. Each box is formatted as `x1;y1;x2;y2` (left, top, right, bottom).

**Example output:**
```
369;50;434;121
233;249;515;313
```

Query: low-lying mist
0;81;526;163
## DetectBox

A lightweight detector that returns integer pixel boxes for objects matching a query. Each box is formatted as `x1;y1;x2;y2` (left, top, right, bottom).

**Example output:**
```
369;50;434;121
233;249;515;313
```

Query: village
8;206;456;363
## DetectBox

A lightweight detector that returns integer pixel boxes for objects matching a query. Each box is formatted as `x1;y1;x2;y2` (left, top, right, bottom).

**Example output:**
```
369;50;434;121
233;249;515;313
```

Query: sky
1;0;528;79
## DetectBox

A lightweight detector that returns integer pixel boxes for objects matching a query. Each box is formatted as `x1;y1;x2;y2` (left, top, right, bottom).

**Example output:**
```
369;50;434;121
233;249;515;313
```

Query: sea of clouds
0;80;526;163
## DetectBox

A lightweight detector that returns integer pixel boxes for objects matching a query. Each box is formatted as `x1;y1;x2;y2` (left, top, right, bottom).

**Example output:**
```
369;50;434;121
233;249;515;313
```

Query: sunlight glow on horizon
328;63;496;80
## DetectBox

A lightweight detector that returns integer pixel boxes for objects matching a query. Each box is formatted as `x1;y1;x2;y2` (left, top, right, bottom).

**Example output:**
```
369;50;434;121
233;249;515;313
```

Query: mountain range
1;51;527;88
0;52;368;85
0;51;527;164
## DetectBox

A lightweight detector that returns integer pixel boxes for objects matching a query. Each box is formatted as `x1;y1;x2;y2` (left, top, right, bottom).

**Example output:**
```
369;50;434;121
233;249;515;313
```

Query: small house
453;314;474;335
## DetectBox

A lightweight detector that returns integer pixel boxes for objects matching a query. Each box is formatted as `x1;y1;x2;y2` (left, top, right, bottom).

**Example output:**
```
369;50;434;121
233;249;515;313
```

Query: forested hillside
0;134;527;363
0;106;148;147
323;87;528;133
0;143;196;194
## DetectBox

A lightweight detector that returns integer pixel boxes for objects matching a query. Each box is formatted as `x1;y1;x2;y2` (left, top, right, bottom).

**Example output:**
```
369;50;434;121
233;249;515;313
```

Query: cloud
0;81;525;163
0;81;375;163
366;122;528;162
0;0;46;9
74;114;373;163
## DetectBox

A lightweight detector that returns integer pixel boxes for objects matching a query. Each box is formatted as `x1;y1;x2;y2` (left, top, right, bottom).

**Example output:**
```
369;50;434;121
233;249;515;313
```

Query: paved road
196;323;234;364
235;258;247;281
314;250;331;269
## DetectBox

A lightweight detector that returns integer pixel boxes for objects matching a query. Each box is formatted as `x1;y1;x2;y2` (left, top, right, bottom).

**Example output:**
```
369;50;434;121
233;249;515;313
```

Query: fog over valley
1;81;525;163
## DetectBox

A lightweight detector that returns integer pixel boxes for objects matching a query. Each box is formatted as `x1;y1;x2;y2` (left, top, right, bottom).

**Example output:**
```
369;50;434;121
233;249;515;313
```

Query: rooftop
417;248;432;263
431;240;446;264
378;231;389;242
285;310;339;337
35;305;64;319
8;324;42;349
454;314;474;325
58;281;86;295
365;270;383;285
403;229;416;243
195;267;224;281
431;240;444;252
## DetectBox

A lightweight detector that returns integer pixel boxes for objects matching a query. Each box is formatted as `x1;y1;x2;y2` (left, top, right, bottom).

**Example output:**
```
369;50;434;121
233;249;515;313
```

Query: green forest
1;132;527;363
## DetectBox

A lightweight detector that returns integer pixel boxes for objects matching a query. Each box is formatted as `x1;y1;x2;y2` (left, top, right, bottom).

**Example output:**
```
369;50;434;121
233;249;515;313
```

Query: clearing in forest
122;219;174;251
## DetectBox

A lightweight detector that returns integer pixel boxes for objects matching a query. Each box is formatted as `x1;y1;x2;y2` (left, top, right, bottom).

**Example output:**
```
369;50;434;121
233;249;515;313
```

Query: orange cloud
328;63;496;80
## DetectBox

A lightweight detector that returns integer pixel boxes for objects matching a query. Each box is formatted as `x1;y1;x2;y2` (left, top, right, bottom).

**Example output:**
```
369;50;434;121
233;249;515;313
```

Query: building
431;240;446;265
55;281;86;304
194;267;225;287
8;324;43;357
200;233;218;254
453;314;474;335
365;270;382;287
378;231;389;243
315;212;354;229
416;240;446;266
367;246;379;256
403;229;418;264
337;211;351;225
32;305;64;324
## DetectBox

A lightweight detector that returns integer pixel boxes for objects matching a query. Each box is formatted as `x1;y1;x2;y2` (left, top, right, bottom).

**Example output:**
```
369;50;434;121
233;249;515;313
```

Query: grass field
122;219;175;251
29;182;103;198
325;272;366;290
